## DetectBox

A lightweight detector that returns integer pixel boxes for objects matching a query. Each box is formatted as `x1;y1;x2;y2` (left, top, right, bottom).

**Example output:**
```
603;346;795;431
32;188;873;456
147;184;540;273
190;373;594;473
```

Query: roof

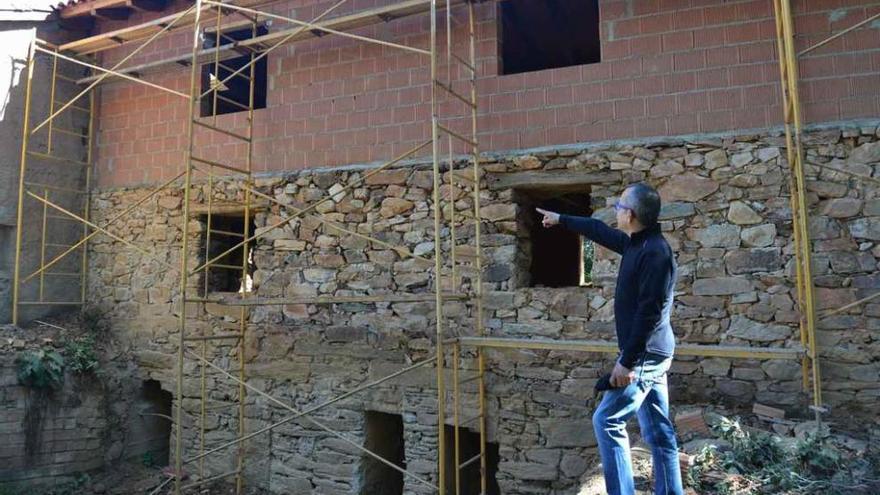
52;0;172;20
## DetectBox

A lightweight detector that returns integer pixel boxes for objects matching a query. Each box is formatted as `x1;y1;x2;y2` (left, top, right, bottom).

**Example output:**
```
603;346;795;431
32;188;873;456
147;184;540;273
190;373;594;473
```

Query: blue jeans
592;353;683;495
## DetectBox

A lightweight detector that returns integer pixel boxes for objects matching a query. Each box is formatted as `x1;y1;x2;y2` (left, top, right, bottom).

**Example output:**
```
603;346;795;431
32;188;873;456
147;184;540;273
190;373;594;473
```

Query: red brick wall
93;0;880;187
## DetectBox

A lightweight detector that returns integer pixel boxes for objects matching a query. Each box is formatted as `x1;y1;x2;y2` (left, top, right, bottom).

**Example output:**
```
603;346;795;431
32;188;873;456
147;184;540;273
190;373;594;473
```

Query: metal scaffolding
11;0;879;493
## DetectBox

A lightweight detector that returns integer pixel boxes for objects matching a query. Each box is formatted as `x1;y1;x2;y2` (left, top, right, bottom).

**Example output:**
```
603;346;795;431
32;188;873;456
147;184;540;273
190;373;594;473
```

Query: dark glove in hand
595;373;613;393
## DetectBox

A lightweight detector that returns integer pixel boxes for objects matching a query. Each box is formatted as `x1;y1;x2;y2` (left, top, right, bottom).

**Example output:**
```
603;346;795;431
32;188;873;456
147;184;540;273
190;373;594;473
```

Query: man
536;183;683;495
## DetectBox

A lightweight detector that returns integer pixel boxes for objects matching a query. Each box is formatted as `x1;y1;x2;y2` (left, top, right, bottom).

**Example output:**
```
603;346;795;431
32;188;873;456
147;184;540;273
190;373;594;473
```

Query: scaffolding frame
12;0;879;493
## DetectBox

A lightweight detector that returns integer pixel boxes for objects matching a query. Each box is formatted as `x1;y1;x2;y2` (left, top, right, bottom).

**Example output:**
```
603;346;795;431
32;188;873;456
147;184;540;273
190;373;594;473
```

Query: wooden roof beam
61;0;128;19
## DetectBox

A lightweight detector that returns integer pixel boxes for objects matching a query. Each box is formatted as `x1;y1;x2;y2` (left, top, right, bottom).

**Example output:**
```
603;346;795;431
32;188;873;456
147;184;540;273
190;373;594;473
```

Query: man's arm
618;250;672;369
557;214;628;255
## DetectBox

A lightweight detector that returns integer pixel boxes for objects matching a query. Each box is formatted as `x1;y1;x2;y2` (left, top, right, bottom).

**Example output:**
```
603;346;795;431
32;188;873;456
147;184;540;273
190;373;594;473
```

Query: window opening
515;188;594;288
200;213;254;294
200;25;268;116
499;0;601;75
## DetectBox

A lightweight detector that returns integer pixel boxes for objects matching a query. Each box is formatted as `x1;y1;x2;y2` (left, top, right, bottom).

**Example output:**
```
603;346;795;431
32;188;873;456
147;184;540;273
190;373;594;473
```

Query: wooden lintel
486;171;622;191
62;0;129;19
188;202;268;216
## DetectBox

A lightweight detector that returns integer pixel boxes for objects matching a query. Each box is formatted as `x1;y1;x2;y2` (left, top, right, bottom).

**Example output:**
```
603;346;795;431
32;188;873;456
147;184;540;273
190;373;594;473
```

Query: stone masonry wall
0;340;107;487
88;121;880;494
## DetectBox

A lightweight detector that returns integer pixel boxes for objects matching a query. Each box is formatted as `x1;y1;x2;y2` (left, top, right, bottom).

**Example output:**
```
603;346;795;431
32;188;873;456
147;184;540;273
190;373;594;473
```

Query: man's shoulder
641;234;674;261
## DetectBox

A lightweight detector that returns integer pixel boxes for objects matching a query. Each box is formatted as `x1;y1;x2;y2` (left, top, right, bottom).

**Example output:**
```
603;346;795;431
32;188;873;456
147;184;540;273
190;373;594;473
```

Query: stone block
700;358;731;377
806;180;847;198
275;239;306;251
658;173;719;202
727;315;791;342
249;359;310;381
379;198;414;218
540;419;595;448
560;453;588;478
704;149;728;169
658;202;695;220
730;151;753;167
480;203;517;222
134;350;175;370
808;216;841;240
848;217;880;240
741;223;776;247
727;201;762;225
717;380;755;401
725;248;782;274
158;196;181;209
820;198;862;218
849;142;880;163
365;169;408;185
651;160;684;178
813;287;857;311
501;461;559;480
696;224;741;248
692;277;752;295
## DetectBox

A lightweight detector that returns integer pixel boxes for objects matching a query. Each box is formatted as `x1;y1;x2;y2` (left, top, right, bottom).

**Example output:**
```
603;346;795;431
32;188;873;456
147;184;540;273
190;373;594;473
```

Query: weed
686;415;880;494
64;335;99;375
16;349;64;390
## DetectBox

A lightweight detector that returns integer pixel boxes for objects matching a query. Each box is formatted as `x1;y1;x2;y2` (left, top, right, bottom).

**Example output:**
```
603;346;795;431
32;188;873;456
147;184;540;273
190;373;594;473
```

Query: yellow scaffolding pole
773;0;823;419
175;0;204;493
12;35;36;326
428;2;448;493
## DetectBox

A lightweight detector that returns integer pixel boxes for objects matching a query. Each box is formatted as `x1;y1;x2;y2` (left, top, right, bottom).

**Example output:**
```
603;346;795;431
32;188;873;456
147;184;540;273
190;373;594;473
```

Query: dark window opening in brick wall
360;411;406;495
199;213;255;294
516;188;594;288
499;0;601;75
200;25;268;117
442;425;501;495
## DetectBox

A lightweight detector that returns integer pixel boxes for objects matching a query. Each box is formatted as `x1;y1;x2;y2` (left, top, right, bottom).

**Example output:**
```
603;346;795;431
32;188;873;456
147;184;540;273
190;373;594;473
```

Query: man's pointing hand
535;207;560;228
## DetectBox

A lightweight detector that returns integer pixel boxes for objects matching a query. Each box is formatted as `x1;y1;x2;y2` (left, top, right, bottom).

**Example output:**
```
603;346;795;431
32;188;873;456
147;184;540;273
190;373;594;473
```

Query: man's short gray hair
627;183;661;226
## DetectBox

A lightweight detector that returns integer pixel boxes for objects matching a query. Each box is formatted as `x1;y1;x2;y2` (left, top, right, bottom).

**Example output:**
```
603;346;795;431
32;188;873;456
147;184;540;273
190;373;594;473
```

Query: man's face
614;188;636;232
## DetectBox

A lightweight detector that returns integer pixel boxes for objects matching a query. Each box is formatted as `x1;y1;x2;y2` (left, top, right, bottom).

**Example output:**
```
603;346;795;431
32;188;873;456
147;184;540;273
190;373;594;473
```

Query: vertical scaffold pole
176;1;204;493
13;34;37;326
430;0;448;493
772;0;823;420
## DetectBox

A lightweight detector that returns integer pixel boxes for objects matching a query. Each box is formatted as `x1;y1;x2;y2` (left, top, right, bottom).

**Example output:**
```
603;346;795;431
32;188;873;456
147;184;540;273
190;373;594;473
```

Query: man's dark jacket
559;215;676;369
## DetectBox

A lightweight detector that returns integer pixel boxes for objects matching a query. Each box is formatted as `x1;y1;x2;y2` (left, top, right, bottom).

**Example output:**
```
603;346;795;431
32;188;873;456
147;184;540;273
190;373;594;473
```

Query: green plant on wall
16;349;65;390
64;336;99;375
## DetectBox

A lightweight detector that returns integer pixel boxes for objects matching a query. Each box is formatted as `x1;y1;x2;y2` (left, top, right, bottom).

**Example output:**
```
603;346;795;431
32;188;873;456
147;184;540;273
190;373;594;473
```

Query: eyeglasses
613;201;632;212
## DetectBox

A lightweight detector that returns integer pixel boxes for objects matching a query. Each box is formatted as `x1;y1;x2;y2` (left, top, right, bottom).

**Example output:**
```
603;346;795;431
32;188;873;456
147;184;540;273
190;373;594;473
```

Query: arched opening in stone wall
443;425;500;495
132;380;173;466
359;411;406;495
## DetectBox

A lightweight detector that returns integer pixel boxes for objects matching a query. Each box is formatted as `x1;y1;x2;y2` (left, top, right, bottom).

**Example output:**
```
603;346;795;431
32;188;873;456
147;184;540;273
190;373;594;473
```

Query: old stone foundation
80;122;880;494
